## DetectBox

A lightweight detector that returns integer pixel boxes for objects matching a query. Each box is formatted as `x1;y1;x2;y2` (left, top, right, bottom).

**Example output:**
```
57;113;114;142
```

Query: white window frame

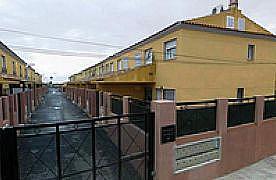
110;62;114;72
226;16;235;29
238;18;245;31
123;58;128;70
156;88;162;100
145;49;153;64
164;39;177;60
156;88;176;101
163;89;176;101
117;60;122;71
135;53;142;67
105;64;109;73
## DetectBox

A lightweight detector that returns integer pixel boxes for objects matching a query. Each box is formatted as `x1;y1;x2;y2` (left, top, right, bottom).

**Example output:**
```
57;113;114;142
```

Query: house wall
156;29;276;101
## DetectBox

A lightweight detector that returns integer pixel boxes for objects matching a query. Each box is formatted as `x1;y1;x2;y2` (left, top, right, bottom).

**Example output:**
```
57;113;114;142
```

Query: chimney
229;0;238;9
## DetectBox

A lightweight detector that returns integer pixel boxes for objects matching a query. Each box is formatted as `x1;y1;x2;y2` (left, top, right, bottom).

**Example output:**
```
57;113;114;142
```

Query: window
102;65;105;74
226;16;235;29
110;62;114;72
20;65;22;77
238;18;245;31
12;61;16;75
123;58;128;69
164;39;176;60
156;88;175;101
145;49;153;64
163;89;175;101
135;53;142;67
237;88;245;99
105;64;109;73
117;60;122;71
156;88;162;100
248;45;255;60
25;67;28;79
99;67;102;75
1;55;7;73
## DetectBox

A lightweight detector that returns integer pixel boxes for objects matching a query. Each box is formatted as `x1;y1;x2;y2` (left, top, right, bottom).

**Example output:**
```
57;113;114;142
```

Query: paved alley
16;88;140;180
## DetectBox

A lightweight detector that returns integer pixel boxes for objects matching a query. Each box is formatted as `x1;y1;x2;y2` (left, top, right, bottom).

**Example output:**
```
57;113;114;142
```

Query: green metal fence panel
264;100;276;120
176;106;216;137
227;102;255;127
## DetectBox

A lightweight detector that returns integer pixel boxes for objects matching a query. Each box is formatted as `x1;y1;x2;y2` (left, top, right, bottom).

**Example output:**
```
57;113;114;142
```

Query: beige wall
156;29;276;101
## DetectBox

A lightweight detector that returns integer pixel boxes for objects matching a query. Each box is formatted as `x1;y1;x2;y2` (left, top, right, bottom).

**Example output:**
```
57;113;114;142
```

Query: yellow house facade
68;1;276;102
0;41;43;95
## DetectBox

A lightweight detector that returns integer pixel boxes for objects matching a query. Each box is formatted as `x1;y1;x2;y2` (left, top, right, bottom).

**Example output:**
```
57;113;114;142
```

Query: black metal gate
0;113;155;180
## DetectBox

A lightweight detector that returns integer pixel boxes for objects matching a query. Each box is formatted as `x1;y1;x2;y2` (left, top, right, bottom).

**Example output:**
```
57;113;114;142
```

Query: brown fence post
216;99;228;136
102;92;108;116
254;96;264;127
2;96;10;125
106;92;112;115
123;96;130;115
0;98;3;127
151;100;176;180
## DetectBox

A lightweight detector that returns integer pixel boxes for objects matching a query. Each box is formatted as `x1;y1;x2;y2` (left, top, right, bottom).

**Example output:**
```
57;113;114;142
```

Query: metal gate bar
0;113;155;180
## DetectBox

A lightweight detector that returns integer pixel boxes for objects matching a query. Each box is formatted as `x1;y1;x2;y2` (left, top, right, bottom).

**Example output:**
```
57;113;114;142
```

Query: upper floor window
135;53;142;67
238;18;245;31
145;49;153;64
99;67;102;75
12;61;16;75
164;39;176;60
248;44;255;60
1;55;7;73
105;64;109;73
123;58;128;69
117;60;122;71
102;65;105;74
25;68;28;79
110;62;114;72
20;65;22;77
226;16;235;29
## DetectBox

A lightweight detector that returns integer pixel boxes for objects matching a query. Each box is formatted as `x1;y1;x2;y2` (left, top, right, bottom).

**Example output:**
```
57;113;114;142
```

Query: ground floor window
156;88;175;101
237;87;245;99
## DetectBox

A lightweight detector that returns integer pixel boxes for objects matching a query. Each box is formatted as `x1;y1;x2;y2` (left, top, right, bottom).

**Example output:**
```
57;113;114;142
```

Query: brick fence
0;87;47;127
63;87;276;180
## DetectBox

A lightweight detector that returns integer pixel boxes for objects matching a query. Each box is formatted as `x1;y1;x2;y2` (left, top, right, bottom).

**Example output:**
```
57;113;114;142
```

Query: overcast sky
0;0;275;83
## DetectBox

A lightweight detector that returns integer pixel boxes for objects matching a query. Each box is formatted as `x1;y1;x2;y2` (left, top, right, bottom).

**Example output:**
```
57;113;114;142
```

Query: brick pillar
151;100;176;180
102;92;108;116
123;96;131;115
2;96;10;125
13;94;19;125
88;90;98;117
106;93;112;115
0;98;3;127
254;96;264;127
216;99;228;136
31;90;35;112
99;91;103;116
20;92;28;124
8;95;14;125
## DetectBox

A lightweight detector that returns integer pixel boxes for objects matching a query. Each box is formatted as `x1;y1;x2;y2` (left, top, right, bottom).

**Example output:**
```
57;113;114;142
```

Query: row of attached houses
0;41;43;96
67;0;276;102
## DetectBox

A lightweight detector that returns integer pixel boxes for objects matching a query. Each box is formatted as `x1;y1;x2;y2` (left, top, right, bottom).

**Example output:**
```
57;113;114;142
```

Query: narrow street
30;88;89;124
17;88;140;180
